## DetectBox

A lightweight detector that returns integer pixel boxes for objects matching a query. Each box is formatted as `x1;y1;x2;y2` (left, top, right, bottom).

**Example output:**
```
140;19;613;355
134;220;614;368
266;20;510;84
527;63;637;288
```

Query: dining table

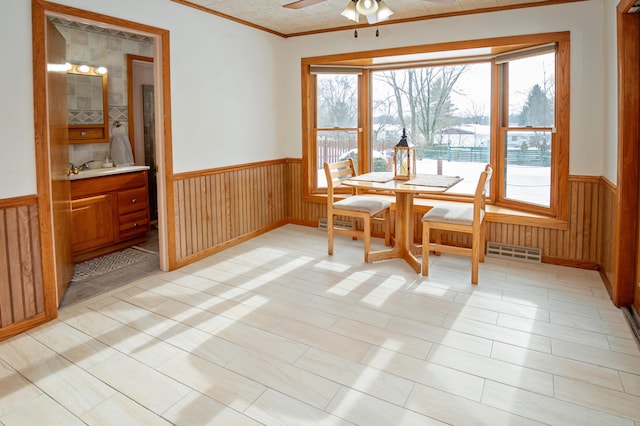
343;171;463;273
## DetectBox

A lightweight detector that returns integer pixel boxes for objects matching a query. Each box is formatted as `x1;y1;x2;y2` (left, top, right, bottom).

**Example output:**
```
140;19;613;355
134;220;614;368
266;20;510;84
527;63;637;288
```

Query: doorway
32;0;173;315
128;55;158;223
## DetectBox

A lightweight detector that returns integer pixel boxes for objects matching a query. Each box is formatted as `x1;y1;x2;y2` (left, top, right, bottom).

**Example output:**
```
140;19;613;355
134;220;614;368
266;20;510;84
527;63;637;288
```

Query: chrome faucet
77;160;96;171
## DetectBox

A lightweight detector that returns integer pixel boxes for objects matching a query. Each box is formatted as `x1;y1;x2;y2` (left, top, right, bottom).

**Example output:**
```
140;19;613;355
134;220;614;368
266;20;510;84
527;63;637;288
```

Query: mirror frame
67;63;109;143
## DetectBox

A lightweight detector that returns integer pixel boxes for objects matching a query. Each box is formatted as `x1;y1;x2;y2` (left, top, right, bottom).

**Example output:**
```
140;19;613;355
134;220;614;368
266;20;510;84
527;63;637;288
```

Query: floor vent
318;218;353;232
486;242;541;263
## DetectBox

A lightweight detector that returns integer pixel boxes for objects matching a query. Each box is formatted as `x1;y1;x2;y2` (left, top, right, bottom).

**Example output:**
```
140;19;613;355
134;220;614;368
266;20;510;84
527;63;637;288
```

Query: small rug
71;247;155;282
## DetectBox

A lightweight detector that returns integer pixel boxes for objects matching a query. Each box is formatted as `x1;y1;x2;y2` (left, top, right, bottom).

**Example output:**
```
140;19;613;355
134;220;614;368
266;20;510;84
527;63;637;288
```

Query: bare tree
374;64;468;147
317;75;358;128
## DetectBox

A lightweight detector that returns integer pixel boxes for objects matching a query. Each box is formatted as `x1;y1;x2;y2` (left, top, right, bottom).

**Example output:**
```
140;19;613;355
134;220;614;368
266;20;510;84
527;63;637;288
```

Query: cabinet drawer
119;210;149;239
118;187;148;214
68;126;106;142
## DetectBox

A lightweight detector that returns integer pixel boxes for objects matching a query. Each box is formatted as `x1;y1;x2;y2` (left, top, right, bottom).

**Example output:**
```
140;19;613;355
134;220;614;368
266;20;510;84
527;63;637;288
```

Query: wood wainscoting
176;160;617;278
286;159;614;272
172;160;288;266
485;176;602;267
599;177;617;295
0;195;46;341
416;176;604;269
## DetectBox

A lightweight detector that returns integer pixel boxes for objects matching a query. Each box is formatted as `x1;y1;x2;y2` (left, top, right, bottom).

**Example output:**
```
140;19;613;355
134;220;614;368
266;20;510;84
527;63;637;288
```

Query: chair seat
422;205;484;226
334;196;391;216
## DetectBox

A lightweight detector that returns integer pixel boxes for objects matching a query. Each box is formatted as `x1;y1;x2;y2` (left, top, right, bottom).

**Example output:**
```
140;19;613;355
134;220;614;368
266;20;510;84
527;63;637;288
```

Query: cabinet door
71;194;117;254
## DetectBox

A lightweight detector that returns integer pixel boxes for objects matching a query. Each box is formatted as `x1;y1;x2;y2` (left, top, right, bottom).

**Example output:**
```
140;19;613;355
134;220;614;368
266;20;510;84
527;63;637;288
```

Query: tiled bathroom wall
50;17;154;166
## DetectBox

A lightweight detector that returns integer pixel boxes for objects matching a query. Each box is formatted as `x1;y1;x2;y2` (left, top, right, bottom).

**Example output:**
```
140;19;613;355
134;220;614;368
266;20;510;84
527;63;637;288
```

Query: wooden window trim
301;32;570;222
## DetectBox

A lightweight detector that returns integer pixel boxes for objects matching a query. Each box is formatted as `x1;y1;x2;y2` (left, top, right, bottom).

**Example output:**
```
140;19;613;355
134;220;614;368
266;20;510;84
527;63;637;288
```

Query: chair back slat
324;158;357;201
473;164;493;223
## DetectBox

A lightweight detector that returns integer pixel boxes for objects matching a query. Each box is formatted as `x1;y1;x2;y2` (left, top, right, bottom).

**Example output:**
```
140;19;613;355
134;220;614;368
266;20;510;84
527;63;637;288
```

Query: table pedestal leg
367;192;421;273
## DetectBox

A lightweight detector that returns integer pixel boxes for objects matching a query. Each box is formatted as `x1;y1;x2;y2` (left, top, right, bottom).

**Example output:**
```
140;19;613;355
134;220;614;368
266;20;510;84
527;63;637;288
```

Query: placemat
347;172;394;183
405;174;462;188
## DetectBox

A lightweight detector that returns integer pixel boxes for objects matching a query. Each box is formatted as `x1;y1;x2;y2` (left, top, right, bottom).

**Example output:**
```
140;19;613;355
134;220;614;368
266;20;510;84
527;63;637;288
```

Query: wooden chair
421;164;493;284
324;158;391;262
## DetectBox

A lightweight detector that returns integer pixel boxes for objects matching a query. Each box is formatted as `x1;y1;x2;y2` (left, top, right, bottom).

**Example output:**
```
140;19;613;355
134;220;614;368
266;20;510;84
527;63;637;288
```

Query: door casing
32;0;175;322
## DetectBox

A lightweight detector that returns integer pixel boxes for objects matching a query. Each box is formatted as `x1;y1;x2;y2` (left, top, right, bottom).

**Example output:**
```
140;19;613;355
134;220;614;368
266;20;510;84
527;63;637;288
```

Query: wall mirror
67;63;109;143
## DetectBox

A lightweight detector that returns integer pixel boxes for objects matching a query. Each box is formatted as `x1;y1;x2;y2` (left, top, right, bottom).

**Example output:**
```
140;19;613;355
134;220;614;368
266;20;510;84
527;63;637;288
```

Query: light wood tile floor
1;224;639;425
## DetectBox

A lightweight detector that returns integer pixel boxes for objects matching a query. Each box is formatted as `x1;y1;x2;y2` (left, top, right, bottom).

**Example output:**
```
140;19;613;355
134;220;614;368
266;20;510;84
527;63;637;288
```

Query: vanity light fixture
69;64;108;76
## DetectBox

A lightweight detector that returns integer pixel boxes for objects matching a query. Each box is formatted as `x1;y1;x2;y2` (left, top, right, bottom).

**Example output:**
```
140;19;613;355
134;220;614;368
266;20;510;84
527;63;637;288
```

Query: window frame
301;32;570;221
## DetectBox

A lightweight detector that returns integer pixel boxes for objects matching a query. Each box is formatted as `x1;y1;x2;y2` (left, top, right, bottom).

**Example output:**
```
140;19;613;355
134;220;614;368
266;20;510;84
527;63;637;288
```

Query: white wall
278;1;609;178
0;0;37;198
0;0;619;199
0;0;285;198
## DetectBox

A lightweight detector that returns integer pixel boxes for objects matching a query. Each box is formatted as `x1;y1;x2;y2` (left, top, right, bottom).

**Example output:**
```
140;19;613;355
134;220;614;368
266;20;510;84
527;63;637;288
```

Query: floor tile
80;393;171;425
482;380;634;426
554;376;640;421
326;387;444;425
244;388;352;426
1;224;637;425
163;390;261;425
87;352;191;415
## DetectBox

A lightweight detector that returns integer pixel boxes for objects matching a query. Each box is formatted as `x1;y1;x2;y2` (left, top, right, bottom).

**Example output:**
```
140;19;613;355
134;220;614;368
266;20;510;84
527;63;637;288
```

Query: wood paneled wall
286;159;608;269
599;178;617;292
0;159;623;341
173;160;288;265
0;197;45;338
484;176;602;267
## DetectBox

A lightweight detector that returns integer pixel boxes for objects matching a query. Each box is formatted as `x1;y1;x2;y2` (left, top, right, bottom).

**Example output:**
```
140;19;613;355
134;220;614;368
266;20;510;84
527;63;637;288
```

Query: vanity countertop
69;165;150;181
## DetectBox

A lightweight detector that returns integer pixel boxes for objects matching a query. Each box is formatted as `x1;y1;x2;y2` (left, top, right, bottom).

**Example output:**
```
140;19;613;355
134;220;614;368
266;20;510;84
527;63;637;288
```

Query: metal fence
420;146;550;167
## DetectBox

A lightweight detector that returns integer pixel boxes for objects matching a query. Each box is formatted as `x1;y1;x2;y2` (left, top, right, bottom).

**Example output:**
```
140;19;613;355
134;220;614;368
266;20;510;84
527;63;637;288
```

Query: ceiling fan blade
283;0;327;9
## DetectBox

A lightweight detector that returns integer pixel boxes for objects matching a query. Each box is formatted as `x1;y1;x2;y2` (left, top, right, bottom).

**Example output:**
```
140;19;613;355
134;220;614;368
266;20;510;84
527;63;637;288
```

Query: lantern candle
393;128;417;181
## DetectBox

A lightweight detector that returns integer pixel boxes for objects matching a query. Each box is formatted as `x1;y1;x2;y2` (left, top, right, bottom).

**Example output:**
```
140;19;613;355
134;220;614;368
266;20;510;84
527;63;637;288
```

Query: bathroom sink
69;165;150;180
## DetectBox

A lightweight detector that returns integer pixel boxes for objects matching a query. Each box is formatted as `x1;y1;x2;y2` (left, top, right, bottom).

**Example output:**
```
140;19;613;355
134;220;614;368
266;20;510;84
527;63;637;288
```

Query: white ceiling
174;0;579;37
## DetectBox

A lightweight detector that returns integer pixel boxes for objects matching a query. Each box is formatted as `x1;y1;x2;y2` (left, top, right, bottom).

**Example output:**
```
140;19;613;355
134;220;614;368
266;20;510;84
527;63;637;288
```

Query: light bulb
356;0;378;15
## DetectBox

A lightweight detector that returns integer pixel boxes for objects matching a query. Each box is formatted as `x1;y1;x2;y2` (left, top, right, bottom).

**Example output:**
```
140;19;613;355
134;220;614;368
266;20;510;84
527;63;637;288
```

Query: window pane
316;74;358;128
504;130;551;207
507;52;555;127
371;63;491;195
316;130;358;188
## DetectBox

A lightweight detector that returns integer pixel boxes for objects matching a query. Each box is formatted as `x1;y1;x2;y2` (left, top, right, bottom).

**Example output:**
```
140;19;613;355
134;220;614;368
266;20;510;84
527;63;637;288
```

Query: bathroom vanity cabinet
70;169;150;262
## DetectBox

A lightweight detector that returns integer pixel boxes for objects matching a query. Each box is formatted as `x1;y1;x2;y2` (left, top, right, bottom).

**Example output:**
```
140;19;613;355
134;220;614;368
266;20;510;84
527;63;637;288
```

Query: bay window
302;33;570;220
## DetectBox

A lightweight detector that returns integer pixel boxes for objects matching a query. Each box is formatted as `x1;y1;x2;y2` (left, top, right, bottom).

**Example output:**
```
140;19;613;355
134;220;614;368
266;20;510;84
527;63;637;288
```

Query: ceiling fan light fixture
376;1;394;21
341;1;359;22
355;0;378;16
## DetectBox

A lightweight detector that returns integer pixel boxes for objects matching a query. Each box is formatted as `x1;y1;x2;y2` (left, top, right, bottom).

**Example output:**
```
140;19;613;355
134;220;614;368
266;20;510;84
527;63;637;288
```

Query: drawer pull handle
81;131;87;137
131;198;137;203
133;223;138;228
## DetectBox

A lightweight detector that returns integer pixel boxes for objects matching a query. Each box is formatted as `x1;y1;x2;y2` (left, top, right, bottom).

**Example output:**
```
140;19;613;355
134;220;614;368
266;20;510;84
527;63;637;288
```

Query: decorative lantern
393;128;417;180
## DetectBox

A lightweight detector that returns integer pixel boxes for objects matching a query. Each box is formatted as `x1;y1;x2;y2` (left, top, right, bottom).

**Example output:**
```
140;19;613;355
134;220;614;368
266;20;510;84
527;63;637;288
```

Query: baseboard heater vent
318;218;352;232
486;242;541;263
